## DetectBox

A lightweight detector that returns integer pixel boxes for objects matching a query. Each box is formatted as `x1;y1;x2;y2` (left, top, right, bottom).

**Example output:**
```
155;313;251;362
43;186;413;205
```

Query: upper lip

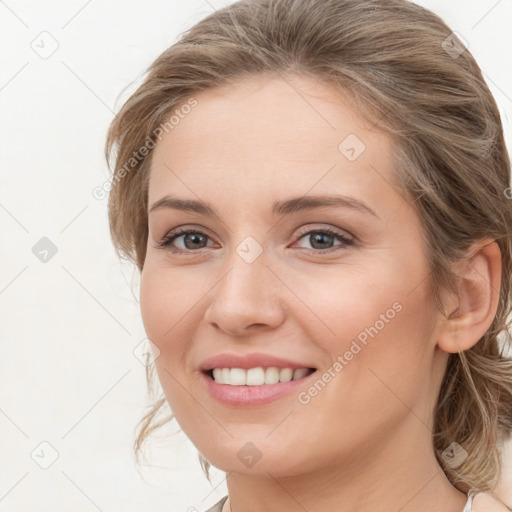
199;352;316;372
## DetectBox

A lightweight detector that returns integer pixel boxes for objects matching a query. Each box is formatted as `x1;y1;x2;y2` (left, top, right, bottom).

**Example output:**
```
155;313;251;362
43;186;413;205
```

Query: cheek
139;266;168;343
139;261;202;344
286;254;429;348
139;264;198;407
292;254;436;403
318;275;435;419
290;285;436;465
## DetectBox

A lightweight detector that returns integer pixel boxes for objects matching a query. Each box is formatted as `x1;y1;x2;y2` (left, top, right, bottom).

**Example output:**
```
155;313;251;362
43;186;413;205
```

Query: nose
203;247;286;337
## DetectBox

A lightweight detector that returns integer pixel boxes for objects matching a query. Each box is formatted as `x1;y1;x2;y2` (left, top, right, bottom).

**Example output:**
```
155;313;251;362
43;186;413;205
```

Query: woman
105;0;512;510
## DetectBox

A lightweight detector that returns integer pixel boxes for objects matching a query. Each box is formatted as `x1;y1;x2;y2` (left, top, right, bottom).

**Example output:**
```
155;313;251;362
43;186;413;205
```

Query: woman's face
140;73;448;476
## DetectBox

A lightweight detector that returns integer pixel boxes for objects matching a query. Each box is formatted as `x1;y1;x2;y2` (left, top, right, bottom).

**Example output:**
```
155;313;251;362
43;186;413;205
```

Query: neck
222;417;468;512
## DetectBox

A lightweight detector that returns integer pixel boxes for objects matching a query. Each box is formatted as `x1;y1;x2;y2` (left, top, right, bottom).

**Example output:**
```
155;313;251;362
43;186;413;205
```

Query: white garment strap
462;490;476;512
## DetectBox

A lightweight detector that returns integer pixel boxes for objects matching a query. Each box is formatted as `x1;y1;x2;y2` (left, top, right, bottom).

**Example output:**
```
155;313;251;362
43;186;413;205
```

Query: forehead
148;73;398;209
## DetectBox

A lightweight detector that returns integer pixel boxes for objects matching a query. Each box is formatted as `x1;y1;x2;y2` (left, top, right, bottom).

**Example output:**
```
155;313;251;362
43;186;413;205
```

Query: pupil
185;233;205;249
311;233;332;249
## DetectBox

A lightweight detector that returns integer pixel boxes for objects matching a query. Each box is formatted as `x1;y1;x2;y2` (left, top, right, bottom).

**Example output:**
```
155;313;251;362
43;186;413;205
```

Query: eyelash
154;226;355;255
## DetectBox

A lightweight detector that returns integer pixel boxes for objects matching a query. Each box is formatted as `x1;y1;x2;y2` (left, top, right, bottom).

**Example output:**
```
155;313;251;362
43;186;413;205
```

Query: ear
437;239;502;354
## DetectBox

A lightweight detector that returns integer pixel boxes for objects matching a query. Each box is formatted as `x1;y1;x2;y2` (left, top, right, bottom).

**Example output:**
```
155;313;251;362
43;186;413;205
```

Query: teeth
247;367;264;385
292;368;309;380
210;367;313;385
230;368;246;385
279;368;293;383
265;367;280;385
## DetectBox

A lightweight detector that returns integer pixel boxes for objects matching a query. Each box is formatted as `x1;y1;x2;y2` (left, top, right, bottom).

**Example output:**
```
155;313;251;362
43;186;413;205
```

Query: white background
1;1;511;511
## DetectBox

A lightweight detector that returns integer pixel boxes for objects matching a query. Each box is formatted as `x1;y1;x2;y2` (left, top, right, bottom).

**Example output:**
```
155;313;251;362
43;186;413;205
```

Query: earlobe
437;239;502;354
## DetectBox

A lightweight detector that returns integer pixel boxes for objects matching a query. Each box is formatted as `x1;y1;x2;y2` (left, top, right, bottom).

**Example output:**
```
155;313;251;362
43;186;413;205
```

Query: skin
139;73;502;512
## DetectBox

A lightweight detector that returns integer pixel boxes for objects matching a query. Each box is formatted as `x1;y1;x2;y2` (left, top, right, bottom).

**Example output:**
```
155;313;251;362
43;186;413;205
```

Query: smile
200;366;317;407
209;367;315;385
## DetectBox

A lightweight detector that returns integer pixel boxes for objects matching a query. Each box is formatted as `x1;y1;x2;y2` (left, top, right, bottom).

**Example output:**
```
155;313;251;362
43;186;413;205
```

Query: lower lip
199;370;317;407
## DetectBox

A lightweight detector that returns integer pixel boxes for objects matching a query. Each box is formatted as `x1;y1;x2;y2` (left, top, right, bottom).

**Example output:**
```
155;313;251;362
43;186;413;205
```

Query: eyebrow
148;194;378;218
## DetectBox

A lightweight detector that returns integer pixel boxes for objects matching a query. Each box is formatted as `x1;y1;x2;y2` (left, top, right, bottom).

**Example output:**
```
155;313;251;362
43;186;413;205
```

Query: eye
154;225;355;255
154;228;214;254
293;227;354;253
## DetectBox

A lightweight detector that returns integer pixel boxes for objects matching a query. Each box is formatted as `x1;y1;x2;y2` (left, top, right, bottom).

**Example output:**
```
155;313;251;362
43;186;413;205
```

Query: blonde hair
105;0;512;494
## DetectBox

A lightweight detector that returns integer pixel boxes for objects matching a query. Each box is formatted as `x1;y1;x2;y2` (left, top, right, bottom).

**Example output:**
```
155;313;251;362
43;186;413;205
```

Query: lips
197;352;318;406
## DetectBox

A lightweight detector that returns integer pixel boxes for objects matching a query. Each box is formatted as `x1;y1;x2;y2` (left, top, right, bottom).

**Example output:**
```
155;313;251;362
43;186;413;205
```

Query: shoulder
471;492;510;512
